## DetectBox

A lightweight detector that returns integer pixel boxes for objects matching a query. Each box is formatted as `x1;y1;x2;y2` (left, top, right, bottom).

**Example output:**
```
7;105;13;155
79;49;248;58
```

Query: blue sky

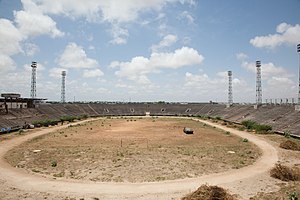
0;0;300;103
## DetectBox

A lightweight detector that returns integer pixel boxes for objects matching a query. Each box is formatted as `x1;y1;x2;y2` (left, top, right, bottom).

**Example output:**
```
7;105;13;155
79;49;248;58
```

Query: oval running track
0;118;278;199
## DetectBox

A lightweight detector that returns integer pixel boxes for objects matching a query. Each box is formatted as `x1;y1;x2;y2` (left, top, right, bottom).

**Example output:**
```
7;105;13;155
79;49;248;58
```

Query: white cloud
0;19;23;56
151;34;178;52
58;43;99;69
178;11;194;24
112;46;204;84
241;61;292;79
83;69;104;78
265;76;296;99
184;71;251;102
109;24;129;45
24;43;39;56
0;19;23;73
0;54;17;73
49;67;67;78
236;52;248;61
267;77;294;86
250;23;300;49
36;0;179;23
27;0;192;44
240;60;296;99
14;0;64;38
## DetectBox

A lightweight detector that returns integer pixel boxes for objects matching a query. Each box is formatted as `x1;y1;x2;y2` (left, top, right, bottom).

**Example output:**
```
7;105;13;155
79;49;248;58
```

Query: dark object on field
279;140;300;151
270;164;300;181
183;127;193;134
181;184;237;200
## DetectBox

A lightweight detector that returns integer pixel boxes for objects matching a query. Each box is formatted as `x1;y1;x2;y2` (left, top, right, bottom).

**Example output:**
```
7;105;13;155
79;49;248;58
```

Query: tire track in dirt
0;117;278;199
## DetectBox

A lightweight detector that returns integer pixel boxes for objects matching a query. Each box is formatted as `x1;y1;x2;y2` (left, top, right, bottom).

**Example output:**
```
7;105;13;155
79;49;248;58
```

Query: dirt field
5;117;260;183
250;134;300;199
0;117;298;200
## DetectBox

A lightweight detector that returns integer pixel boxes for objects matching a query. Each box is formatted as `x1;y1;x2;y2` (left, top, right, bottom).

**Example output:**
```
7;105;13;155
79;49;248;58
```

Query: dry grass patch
280;140;300;151
5;118;260;182
182;184;237;200
270;164;300;181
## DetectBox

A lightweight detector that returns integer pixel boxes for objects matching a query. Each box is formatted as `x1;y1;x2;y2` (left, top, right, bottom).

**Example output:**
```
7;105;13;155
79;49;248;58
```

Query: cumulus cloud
24;43;39;56
111;46;204;84
83;69;104;78
58;43;99;69
25;0;194;44
236;52;248;61
109;24;129;45
0;19;23;55
0;54;17;73
0;19;23;73
35;0;184;23
241;61;292;79
151;34;178;52
184;71;250;102
0;0;64;74
250;23;300;49
49;67;67;78
14;0;64;38
240;60;296;99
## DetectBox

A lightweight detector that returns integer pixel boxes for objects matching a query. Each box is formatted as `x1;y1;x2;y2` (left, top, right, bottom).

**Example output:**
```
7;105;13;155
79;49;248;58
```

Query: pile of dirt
270;164;300;181
279;140;300;151
181;184;237;200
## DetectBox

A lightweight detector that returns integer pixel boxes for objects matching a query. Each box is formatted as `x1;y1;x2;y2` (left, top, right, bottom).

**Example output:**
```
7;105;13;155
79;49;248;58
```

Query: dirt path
0;117;279;200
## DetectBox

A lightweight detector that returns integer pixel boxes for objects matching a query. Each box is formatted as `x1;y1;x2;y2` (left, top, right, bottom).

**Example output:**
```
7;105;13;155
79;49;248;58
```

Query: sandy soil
5;117;260;183
0;117;283;200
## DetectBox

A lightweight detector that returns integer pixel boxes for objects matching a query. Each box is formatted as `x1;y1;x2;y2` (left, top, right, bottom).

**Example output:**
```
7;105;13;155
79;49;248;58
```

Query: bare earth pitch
5;117;260;183
0;116;278;199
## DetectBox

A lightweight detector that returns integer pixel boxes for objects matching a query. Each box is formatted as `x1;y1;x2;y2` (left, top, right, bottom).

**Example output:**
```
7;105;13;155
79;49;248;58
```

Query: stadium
0;52;300;199
1;1;300;200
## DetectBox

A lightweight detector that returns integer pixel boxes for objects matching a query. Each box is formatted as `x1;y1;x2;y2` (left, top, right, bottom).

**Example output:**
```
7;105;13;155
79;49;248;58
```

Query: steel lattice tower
61;71;66;103
256;61;262;105
228;70;233;105
297;44;300;104
30;61;37;98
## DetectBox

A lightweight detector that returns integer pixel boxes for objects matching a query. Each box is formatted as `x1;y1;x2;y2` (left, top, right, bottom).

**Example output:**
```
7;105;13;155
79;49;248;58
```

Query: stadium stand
0;103;299;136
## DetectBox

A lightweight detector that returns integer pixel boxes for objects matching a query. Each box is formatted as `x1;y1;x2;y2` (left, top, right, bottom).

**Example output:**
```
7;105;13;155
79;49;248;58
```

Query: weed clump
51;161;57;167
270;164;300;181
280;140;300;151
181;184;237;200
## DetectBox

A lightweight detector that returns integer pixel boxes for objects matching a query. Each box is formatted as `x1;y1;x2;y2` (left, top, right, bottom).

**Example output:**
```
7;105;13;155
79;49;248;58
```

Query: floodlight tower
228;70;233;106
297;44;300;104
61;71;66;103
30;61;37;98
256;61;262;105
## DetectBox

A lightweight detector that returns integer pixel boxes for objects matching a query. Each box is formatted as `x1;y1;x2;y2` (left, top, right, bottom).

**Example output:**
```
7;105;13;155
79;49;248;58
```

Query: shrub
241;120;272;133
32;119;60;127
241;120;257;130
270;164;300;181
254;124;272;132
181;184;237;200
287;192;298;200
60;115;77;122
279;140;300;151
215;116;222;120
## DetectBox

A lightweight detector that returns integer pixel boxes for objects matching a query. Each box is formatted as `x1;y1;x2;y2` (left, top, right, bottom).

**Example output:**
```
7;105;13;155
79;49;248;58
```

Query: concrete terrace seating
0;103;299;136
